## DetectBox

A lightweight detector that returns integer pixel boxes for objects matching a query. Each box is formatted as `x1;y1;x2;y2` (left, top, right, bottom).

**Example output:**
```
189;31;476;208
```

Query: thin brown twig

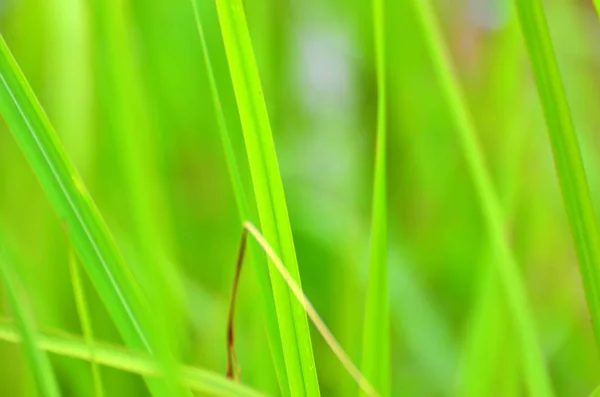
226;227;246;381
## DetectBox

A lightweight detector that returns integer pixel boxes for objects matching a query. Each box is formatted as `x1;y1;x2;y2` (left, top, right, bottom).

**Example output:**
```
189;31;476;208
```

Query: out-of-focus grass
69;249;104;397
516;0;600;357
0;319;265;397
0;239;59;397
0;0;600;395
408;0;552;395
360;0;389;395
457;12;528;397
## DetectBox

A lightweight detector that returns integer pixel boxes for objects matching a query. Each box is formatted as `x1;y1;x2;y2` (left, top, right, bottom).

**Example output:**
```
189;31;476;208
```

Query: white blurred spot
294;23;356;115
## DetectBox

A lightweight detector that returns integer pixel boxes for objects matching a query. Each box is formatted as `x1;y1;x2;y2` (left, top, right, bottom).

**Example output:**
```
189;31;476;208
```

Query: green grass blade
190;0;249;221
0;32;157;382
458;16;527;396
360;0;389;395
0;319;265;397
0;240;60;397
407;1;553;396
240;222;377;397
214;0;320;395
515;0;600;354
593;1;600;20
189;1;289;393
69;249;104;397
87;0;188;393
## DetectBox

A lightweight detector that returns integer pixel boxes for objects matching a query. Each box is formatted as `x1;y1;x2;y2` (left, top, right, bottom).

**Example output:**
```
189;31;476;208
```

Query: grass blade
0;319;265;397
214;0;320;394
458;15;528;396
0;32;159;387
515;0;600;354
593;1;600;20
230;222;377;397
189;1;288;392
69;249;104;397
86;0;188;392
361;0;389;395
0;240;60;397
407;1;553;395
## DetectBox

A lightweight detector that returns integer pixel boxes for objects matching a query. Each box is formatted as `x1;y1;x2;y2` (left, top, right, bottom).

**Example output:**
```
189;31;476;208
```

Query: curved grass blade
69;249;104;397
361;0;389;394
407;1;553;395
214;0;320;394
0;240;60;397
0;319;265;397
514;0;600;355
228;222;378;397
0;33;159;387
189;1;289;393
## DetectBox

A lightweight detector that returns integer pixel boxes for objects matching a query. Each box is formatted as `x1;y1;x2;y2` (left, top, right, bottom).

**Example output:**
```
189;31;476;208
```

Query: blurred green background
0;0;600;395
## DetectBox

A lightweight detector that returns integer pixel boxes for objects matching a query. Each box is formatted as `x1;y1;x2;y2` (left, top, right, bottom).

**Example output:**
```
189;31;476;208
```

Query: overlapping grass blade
407;1;553;395
360;0;389;395
291;193;458;392
214;0;319;394
0;319;265;397
87;0;187;393
189;0;288;393
69;249;104;397
87;0;185;315
515;0;600;354
0;239;60;397
458;15;526;396
0;33;159;390
235;222;377;397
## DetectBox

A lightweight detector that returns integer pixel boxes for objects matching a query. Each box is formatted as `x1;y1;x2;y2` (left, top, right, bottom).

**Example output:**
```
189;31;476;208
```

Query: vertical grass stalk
189;1;289;393
361;0;389;395
215;0;320;394
87;0;188;393
0;238;60;397
69;249;104;397
515;0;600;355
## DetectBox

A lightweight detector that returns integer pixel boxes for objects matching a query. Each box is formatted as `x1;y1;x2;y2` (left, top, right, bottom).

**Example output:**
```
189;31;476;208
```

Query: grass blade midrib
0;37;151;354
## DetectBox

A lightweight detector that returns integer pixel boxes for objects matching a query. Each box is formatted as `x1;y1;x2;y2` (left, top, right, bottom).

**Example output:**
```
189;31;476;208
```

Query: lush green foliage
409;1;553;395
1;0;600;396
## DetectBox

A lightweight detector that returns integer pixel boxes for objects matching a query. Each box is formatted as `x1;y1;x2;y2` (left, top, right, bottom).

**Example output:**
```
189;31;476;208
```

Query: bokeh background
0;0;600;395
